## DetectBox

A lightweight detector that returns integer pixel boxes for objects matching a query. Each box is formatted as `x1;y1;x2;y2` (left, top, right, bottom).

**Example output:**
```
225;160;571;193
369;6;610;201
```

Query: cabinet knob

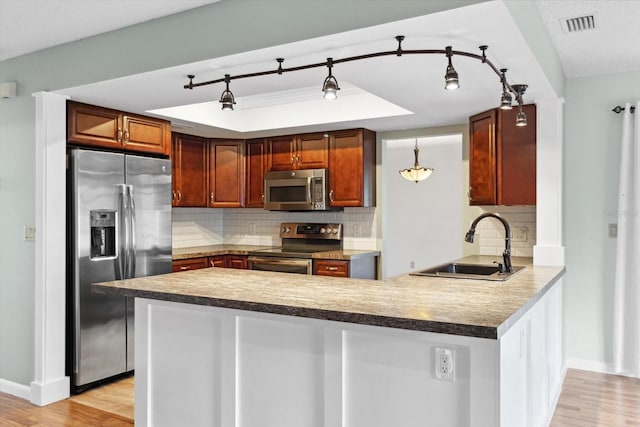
296;153;300;164
210;192;215;203
468;186;473;201
291;155;295;165
326;266;338;271
117;129;123;142
177;190;182;201
329;190;334;202
172;190;176;202
261;194;265;202
180;266;189;271
124;130;130;142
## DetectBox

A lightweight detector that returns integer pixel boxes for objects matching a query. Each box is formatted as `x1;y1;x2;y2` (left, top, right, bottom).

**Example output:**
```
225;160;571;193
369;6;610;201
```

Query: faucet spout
465;213;513;273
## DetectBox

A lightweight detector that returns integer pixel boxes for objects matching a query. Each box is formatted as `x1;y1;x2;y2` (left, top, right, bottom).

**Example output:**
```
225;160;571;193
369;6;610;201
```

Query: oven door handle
248;257;313;274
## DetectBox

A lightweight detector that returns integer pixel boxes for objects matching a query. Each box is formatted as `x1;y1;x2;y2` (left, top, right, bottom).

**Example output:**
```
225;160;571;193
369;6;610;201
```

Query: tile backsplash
474;206;537;258
172;207;378;250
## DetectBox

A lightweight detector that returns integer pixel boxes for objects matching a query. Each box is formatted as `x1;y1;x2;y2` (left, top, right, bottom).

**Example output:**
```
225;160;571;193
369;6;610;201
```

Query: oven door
247;257;312;275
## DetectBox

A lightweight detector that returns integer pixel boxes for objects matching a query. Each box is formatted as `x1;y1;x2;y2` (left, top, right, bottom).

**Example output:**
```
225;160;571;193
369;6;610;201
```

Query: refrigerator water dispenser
90;210;116;259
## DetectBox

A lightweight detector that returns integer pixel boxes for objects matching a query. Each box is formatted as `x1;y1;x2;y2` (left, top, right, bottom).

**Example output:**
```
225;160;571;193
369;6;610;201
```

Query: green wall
0;0;487;388
563;71;640;366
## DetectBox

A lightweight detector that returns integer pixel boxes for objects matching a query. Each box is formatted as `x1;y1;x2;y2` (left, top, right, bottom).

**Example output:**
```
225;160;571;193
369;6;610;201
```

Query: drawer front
314;260;349;277
172;257;209;272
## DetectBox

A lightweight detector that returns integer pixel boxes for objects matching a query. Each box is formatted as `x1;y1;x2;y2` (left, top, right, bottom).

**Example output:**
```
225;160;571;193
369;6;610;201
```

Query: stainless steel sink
410;262;525;281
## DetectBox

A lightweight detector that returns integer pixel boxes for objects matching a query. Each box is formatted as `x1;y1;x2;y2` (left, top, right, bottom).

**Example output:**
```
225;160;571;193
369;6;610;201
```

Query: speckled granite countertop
173;245;380;261
94;255;564;339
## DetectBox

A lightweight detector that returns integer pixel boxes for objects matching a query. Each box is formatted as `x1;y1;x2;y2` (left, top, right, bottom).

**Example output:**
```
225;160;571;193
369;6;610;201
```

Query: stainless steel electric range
247;223;343;274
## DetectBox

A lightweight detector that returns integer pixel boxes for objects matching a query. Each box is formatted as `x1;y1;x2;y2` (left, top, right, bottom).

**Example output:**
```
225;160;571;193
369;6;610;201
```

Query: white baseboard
565;358;613;374
29;376;70;406
0;378;31;400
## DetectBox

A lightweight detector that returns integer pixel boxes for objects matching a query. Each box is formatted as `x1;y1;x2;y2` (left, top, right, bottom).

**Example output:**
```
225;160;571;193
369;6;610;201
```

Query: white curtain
613;101;640;377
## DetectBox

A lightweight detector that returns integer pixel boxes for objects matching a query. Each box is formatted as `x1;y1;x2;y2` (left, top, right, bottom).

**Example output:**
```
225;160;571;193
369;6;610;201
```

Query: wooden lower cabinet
172;257;209;272
313;260;349;277
313;256;377;279
174;255;248;271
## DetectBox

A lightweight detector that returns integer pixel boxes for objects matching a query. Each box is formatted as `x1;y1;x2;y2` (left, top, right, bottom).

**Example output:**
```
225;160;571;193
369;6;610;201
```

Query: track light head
444;46;459;90
516;110;527;127
498;69;512;110
219;74;236;111
322;58;340;100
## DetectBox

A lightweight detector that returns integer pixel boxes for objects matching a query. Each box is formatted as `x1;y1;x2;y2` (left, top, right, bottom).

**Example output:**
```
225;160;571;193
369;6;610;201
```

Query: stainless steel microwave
264;168;337;211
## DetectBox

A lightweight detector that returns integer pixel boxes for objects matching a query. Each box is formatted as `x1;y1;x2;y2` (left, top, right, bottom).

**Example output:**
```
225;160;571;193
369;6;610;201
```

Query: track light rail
184;35;528;122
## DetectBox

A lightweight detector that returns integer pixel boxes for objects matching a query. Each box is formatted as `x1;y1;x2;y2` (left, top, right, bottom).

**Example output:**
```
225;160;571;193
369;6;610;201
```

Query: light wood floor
550;368;640;426
1;369;639;425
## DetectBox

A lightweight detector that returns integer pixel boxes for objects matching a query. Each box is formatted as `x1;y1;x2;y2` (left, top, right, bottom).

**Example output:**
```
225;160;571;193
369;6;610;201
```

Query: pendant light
399;140;434;183
512;84;528;127
499;69;512;110
322;57;340;100
444;46;459;90
219;74;236;111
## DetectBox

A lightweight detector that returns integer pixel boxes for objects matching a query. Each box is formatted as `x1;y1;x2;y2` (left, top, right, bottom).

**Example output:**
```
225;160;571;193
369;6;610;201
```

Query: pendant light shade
516;110;527;127
219;74;236;111
444;46;459;90
322;58;340;100
399;140;434;183
498;69;512;110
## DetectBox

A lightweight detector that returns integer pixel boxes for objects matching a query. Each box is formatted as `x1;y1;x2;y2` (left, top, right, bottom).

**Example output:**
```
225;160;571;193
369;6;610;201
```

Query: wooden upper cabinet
209;139;245;208
67;101;170;156
296;133;329;169
267;133;328;171
267;135;297;170
328;129;376;207
67;101;122;149
468;105;536;206
172;133;208;207
469;110;497;205
246;139;267;208
122;115;170;155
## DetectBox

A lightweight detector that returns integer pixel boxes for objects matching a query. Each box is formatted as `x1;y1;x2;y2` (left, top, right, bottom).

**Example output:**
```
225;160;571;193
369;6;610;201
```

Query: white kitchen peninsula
94;256;564;427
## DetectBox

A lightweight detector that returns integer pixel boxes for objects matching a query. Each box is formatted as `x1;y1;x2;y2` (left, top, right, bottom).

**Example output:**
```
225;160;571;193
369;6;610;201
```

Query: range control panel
279;223;342;240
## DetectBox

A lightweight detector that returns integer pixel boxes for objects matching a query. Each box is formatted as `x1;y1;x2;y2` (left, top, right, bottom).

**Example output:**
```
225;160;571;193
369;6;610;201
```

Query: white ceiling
534;0;640;78
1;0;639;138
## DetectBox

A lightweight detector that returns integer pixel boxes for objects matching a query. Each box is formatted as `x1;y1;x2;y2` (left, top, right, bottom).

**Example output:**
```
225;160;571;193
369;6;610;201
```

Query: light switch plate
512;227;528;242
608;223;617;238
24;225;36;241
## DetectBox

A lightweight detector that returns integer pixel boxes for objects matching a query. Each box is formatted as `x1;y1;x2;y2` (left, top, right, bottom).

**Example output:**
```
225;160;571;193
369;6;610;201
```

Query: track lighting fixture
185;36;528;126
399;140;434;183
219;74;236;111
444;46;459;90
499;69;512;110
322;58;340;100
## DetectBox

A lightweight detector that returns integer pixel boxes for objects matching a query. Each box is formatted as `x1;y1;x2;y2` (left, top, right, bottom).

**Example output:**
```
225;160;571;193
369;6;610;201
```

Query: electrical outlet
410;261;415;269
24;225;36;241
248;223;257;235
435;347;455;381
608;223;617;238
353;223;361;237
512;227;528;242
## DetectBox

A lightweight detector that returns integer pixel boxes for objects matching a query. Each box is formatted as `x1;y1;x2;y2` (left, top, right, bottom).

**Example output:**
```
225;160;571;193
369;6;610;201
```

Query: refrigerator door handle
116;184;127;280
127;185;137;279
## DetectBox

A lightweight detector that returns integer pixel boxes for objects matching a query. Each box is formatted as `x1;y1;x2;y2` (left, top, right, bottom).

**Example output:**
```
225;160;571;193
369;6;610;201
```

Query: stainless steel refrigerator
67;148;172;392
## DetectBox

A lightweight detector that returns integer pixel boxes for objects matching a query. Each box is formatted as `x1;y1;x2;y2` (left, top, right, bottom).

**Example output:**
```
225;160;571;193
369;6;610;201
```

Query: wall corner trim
30;376;70;406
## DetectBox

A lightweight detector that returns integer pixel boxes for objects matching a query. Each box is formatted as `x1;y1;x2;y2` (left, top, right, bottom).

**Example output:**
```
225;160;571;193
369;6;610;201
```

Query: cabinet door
172;133;208;207
209;140;244;208
329;129;376;207
469;110;497;205
296;133;329;169
246;139;267;207
67;101;122;149
172;258;209;272
267;135;296;171
209;256;226;268
226;255;248;269
314;260;349;277
122;114;170;156
498;105;536;205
